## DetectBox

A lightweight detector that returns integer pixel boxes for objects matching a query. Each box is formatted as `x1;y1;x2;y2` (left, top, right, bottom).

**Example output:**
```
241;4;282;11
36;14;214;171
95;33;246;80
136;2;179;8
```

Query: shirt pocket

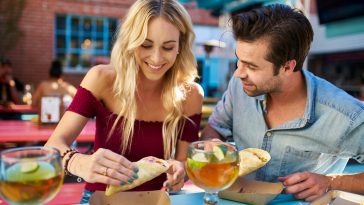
279;146;321;177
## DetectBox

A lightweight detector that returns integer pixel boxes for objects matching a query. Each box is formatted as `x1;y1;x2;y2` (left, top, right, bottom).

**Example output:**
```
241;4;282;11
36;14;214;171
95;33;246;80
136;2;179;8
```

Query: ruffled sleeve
179;113;202;142
67;86;100;118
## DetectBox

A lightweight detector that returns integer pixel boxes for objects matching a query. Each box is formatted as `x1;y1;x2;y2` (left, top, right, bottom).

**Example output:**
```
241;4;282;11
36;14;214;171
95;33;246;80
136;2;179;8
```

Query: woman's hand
162;159;186;192
70;148;139;186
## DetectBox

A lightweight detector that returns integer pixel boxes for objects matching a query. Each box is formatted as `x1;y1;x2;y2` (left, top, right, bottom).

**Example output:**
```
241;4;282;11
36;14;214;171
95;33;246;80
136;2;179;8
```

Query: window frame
54;14;118;73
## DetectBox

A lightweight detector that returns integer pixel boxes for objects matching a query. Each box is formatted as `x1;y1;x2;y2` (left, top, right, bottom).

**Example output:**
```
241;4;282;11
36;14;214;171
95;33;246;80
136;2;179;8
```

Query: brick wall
6;0;218;89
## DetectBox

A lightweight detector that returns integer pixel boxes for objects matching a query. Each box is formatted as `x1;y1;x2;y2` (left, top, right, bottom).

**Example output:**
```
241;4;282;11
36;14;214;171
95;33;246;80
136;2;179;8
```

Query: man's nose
234;63;247;78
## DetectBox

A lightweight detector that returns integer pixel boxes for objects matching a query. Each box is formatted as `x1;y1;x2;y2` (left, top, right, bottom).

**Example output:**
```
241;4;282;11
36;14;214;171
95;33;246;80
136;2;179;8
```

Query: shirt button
266;131;272;137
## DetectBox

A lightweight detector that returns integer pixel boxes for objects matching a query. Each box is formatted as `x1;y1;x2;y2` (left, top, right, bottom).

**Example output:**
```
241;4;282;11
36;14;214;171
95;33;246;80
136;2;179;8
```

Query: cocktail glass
0;146;64;205
186;140;239;205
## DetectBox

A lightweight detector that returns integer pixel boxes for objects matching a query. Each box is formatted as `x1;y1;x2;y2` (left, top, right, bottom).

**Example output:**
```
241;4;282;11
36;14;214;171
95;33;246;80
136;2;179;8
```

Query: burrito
238;148;271;176
105;156;169;196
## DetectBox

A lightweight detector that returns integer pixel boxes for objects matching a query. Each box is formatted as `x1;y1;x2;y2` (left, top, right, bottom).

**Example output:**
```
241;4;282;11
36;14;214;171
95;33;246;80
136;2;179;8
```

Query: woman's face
135;17;180;82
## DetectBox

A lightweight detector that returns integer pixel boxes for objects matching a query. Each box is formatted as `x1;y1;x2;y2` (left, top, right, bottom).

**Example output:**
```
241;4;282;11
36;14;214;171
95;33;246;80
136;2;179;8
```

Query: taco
238;148;271;176
105;156;169;196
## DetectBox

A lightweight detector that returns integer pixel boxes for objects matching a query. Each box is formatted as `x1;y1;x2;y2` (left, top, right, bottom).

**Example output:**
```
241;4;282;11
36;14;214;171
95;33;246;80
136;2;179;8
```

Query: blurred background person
0;57;24;105
32;60;77;109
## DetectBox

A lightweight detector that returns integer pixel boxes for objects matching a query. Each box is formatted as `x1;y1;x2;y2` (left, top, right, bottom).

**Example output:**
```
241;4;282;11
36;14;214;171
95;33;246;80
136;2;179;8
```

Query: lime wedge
20;162;39;173
187;158;207;170
213;145;226;161
192;152;208;162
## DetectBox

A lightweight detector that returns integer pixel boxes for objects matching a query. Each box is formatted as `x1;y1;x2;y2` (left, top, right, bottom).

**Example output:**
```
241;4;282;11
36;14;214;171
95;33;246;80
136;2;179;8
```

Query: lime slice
6;161;56;182
192;152;208;162
213;145;226;161
20;162;39;173
187;158;207;170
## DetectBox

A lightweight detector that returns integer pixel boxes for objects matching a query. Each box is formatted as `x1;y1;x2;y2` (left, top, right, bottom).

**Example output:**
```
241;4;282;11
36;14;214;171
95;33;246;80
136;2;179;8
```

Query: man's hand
162;160;185;193
200;124;225;141
278;171;331;202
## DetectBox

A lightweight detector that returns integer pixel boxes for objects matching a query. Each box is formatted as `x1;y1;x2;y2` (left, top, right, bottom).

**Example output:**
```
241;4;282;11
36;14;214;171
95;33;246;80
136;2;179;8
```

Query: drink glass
0;146;64;205
186;140;239;205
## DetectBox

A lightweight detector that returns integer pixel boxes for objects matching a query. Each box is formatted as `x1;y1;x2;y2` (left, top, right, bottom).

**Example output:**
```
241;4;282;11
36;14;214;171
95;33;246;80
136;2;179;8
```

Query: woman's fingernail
133;167;139;173
132;174;139;179
128;178;134;183
120;181;126;185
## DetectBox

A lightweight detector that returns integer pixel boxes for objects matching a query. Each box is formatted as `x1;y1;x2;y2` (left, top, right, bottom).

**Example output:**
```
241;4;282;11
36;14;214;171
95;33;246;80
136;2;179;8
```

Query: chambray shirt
208;69;364;182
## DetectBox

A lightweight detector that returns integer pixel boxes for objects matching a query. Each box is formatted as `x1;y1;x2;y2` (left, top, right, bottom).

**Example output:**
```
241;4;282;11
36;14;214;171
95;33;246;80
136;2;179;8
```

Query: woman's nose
150;49;163;64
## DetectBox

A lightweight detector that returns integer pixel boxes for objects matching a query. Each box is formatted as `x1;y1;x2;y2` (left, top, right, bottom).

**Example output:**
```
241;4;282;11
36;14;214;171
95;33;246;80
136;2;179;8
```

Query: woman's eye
163;47;174;51
141;45;152;49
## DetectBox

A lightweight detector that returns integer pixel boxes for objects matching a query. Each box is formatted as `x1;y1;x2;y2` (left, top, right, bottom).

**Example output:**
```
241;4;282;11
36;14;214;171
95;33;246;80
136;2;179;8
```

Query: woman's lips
147;63;163;70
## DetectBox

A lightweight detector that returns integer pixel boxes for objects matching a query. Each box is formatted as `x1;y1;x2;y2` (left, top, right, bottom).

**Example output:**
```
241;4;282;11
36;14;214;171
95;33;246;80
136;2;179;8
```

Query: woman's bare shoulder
183;82;204;116
80;64;115;99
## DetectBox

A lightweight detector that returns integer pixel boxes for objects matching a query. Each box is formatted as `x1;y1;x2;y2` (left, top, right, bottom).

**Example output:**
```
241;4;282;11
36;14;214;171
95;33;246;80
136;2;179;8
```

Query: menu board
40;96;61;124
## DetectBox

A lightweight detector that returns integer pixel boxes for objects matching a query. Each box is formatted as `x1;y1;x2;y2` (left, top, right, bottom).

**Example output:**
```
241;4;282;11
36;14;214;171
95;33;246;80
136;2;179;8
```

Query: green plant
0;0;26;55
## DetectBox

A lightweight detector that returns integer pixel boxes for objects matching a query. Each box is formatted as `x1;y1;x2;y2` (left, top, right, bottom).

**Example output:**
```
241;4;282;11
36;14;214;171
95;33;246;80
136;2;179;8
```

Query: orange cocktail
186;141;239;205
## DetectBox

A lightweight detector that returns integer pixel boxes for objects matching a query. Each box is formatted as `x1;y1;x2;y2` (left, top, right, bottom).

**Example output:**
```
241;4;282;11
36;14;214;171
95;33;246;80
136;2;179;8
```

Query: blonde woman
45;0;203;202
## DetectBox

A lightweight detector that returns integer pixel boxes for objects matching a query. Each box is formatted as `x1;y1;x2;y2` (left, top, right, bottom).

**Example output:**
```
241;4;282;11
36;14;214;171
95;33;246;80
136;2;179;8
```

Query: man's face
234;39;283;97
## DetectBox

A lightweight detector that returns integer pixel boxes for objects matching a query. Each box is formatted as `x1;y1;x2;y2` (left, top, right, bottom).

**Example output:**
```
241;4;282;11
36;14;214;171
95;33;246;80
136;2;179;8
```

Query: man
201;4;364;201
0;58;24;105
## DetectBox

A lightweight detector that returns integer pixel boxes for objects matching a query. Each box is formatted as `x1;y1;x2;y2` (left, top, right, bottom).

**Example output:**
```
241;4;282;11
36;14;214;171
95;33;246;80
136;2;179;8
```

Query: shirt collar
254;69;316;125
302;69;316;124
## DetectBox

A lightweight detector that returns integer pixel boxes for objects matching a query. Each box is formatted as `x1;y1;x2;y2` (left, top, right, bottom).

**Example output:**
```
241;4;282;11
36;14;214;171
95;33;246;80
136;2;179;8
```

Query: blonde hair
110;0;197;159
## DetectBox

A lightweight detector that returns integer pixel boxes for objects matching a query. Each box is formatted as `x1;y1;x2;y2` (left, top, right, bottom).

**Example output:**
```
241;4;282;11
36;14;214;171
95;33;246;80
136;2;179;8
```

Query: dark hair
49;60;62;78
0;57;12;66
232;4;313;73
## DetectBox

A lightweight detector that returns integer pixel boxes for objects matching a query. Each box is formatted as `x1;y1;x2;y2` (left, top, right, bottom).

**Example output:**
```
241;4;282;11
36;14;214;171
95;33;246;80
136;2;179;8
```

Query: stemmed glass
0;146;64;205
186;140;239;205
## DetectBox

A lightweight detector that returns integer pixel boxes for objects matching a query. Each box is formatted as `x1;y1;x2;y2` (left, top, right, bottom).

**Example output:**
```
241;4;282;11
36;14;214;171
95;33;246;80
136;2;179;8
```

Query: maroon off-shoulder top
67;86;201;192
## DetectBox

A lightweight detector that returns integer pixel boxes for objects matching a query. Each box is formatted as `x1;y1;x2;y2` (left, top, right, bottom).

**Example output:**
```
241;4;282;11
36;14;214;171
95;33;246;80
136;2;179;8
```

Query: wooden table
0;104;37;113
0;120;95;143
0;104;37;120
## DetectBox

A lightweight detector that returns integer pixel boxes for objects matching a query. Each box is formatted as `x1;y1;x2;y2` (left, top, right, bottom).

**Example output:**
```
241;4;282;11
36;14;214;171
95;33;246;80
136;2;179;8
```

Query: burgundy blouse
67;86;201;192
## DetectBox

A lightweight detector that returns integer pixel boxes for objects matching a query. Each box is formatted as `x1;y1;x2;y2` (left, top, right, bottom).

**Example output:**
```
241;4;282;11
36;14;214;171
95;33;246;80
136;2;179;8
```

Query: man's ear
283;59;297;72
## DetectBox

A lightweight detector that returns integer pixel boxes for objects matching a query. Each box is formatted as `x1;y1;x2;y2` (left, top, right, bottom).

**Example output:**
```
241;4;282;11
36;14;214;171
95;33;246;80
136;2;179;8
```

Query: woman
45;0;203;203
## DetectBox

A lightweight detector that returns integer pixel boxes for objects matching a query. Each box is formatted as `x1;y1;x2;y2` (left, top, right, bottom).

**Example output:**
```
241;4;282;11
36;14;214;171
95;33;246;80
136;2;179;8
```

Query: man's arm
200;123;225;141
329;172;364;195
278;171;364;202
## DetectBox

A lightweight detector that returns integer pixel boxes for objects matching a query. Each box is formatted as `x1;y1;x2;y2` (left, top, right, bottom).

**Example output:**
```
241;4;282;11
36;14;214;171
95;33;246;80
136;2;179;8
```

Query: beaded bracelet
61;149;74;159
64;150;79;176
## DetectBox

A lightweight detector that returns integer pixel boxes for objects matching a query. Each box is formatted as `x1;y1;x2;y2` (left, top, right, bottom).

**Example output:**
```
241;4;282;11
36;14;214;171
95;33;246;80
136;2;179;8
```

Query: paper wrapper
89;190;170;205
219;177;284;205
312;190;364;205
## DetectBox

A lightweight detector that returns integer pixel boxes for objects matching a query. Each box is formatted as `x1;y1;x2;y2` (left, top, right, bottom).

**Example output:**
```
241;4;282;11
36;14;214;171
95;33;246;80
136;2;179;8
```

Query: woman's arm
162;82;204;192
45;66;138;187
45;111;89;155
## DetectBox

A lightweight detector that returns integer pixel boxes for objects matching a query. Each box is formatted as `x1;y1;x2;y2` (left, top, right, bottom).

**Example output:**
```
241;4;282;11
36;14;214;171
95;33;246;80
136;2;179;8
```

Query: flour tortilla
238;148;271;176
105;156;169;196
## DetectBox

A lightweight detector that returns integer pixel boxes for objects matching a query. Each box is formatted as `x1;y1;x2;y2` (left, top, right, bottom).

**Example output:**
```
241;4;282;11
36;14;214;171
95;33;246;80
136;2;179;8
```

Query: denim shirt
208;69;364;182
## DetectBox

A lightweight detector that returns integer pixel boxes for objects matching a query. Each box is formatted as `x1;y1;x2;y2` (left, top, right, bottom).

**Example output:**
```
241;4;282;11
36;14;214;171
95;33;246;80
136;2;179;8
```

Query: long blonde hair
110;0;197;159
